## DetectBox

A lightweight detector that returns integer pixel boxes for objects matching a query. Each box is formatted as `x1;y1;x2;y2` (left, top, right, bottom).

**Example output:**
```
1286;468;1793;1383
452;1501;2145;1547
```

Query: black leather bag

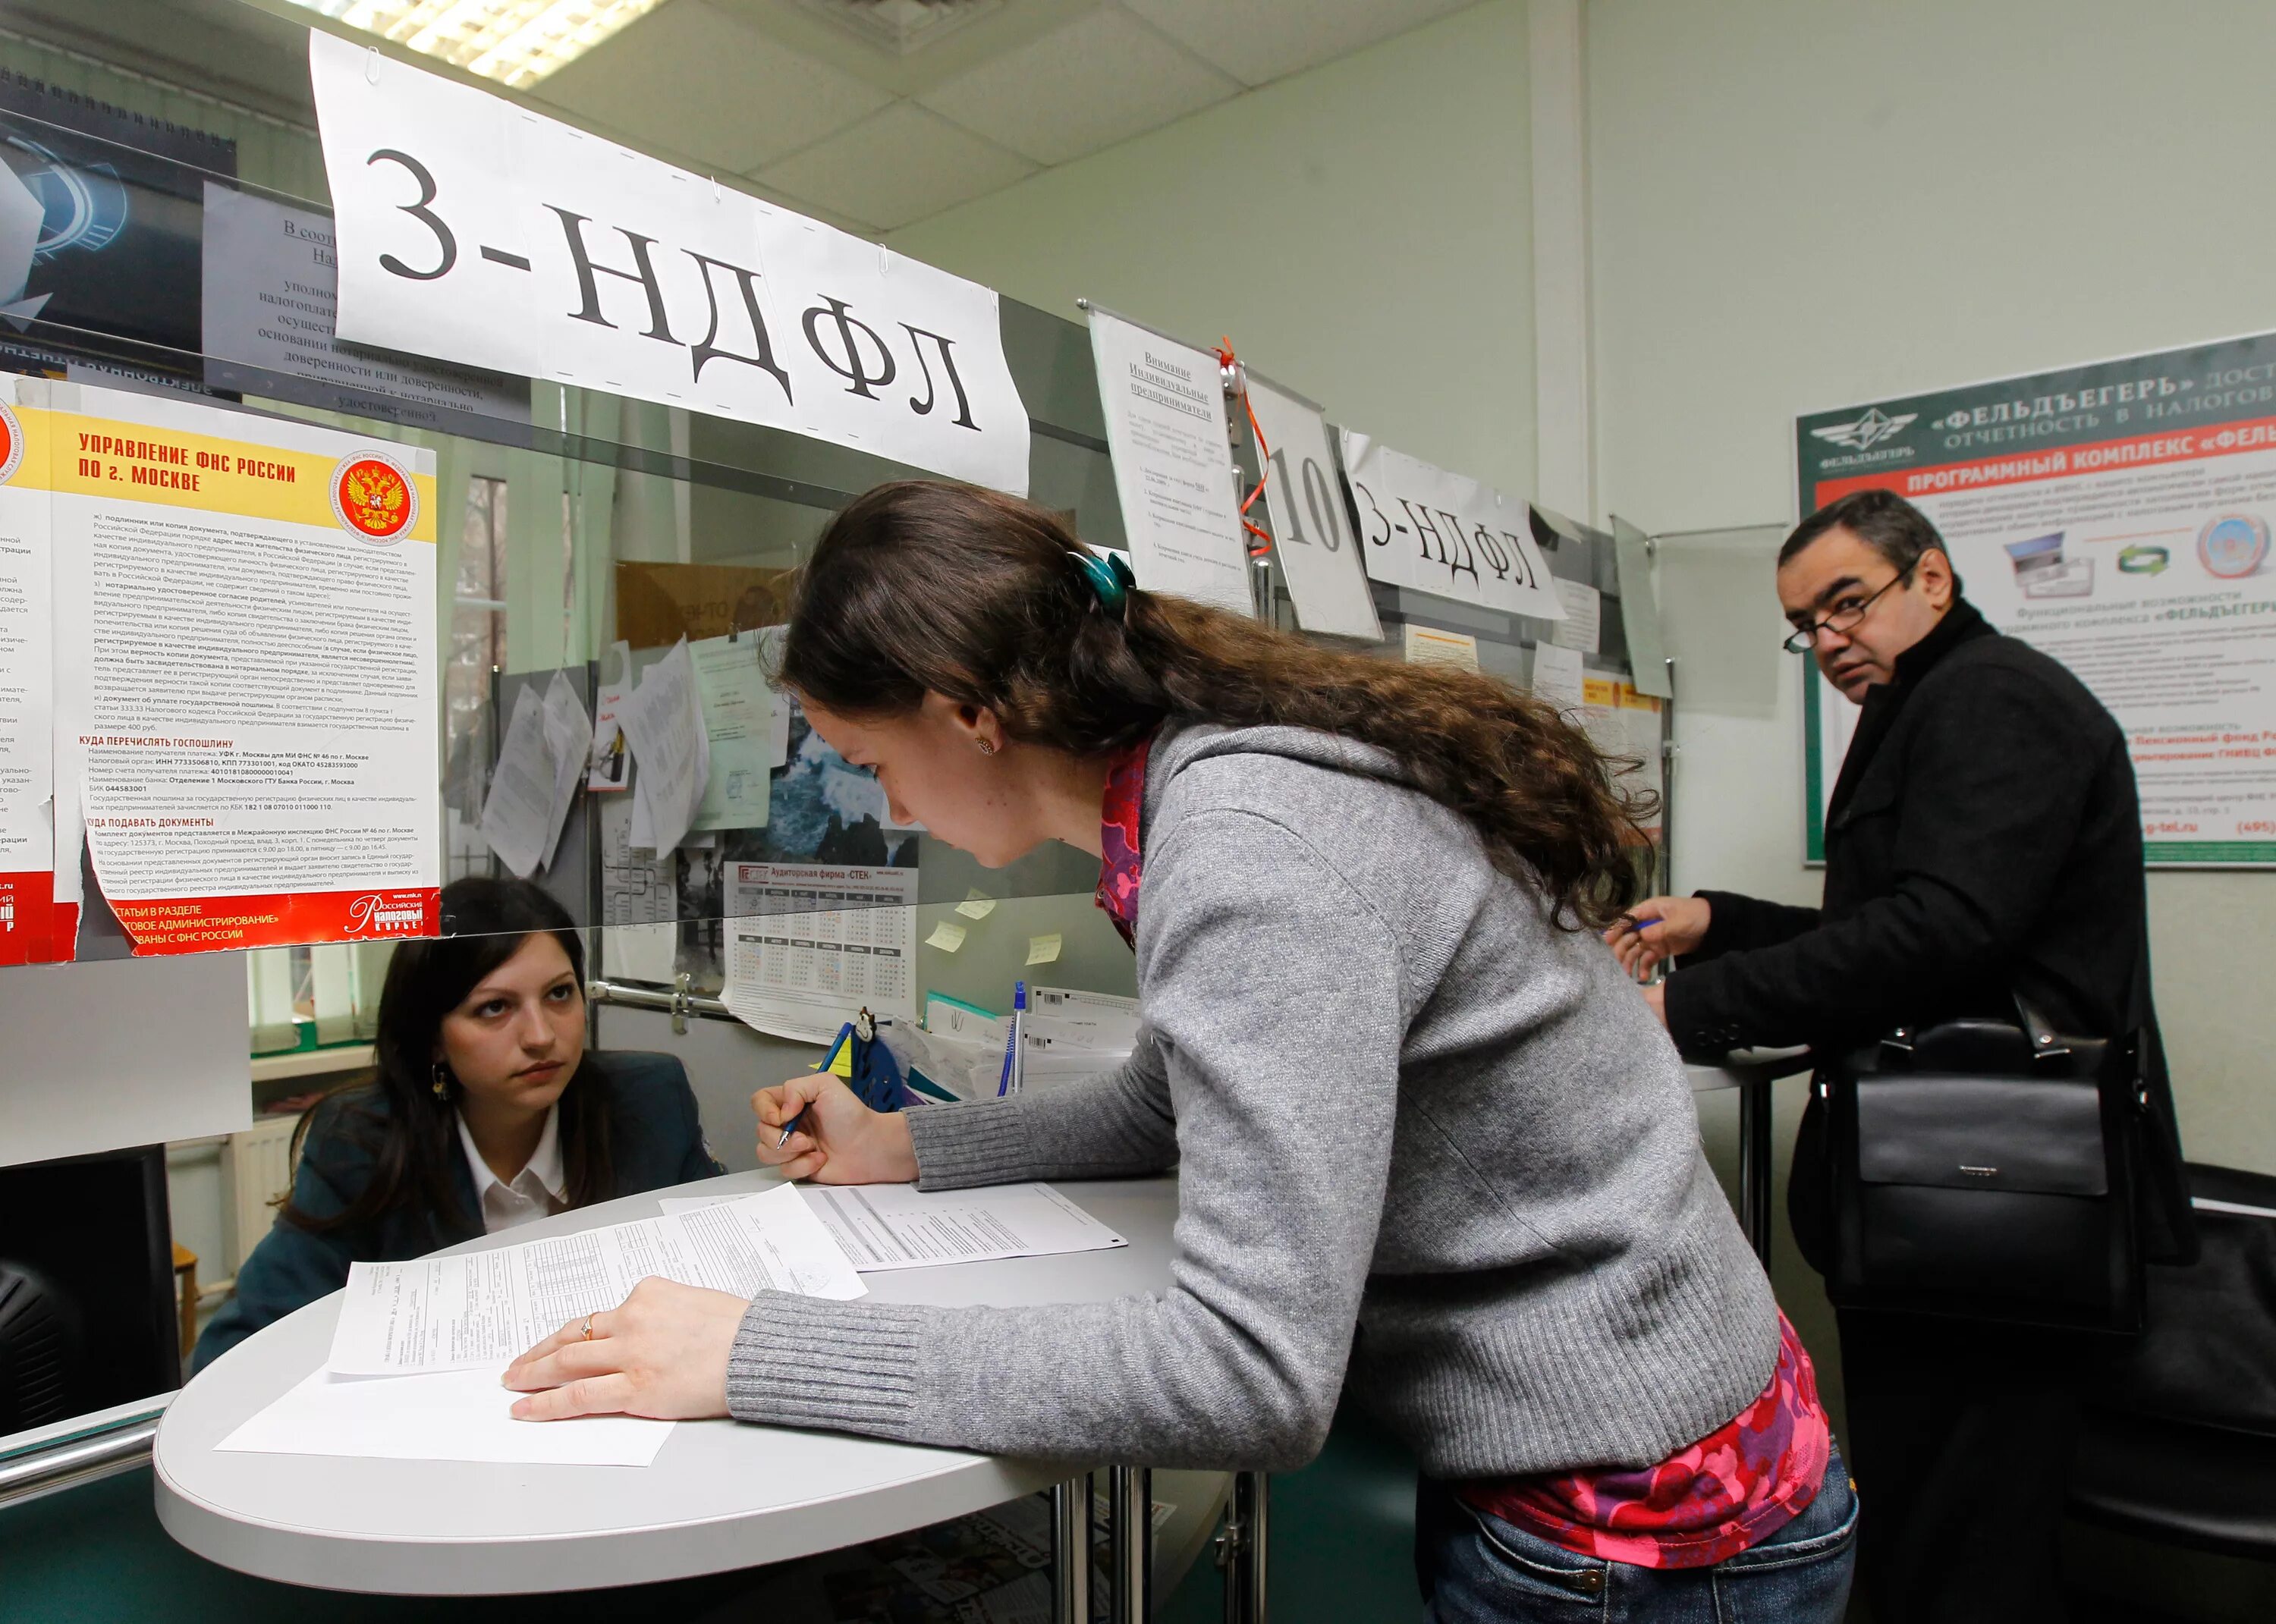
1815;997;2149;1332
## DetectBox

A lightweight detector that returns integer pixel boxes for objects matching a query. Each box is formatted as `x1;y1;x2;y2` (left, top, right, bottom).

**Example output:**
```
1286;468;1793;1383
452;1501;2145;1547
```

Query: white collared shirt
456;1103;567;1235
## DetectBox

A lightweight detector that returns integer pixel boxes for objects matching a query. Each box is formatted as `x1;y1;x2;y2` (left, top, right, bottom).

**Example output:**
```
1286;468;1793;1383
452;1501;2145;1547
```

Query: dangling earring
976;738;998;755
431;1060;451;1099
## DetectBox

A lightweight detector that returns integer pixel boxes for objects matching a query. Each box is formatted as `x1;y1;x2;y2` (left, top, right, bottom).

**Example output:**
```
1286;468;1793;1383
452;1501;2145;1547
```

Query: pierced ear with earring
977;738;998;756
430;1060;452;1099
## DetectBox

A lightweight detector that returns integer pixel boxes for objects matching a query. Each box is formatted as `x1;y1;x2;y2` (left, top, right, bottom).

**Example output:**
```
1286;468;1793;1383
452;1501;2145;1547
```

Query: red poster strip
0;871;52;965
108;887;440;955
1815;415;2276;509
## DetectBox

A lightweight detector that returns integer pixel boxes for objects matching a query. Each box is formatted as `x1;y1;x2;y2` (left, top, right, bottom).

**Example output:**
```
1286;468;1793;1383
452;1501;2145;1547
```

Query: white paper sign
1244;375;1382;639
1338;429;1564;620
309;33;1029;495
1086;311;1251;614
1551;579;1602;652
1529;641;1586;710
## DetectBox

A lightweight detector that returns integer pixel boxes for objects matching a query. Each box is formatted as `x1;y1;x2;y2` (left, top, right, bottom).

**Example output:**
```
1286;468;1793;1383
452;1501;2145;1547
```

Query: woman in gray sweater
505;482;1855;1621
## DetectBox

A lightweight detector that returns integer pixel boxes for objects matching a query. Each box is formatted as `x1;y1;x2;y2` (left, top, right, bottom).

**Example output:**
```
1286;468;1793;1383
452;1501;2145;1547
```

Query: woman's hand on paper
1604;894;1710;978
752;1072;918;1185
503;1276;744;1421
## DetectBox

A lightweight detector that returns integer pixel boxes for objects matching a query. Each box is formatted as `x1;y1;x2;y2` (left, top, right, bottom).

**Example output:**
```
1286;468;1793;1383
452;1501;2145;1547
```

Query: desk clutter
213;1182;1126;1468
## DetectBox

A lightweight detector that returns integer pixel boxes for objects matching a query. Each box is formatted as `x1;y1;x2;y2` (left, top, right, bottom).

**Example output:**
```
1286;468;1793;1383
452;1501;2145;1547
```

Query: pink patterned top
1460;1313;1831;1568
1092;730;1830;1570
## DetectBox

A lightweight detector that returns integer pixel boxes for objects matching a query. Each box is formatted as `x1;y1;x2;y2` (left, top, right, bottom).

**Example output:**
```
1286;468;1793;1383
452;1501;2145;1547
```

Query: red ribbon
1218;338;1275;557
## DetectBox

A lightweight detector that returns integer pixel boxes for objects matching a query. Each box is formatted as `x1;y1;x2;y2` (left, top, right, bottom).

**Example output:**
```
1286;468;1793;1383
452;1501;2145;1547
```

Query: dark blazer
1665;598;2151;1054
191;1050;721;1372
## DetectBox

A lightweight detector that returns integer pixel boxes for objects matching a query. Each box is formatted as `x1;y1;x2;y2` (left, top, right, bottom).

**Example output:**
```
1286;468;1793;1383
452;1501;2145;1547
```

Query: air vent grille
793;0;1004;56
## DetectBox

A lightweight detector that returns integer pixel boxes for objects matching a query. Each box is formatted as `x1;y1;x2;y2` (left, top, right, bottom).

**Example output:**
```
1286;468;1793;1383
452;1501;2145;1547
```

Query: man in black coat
1612;488;2188;1624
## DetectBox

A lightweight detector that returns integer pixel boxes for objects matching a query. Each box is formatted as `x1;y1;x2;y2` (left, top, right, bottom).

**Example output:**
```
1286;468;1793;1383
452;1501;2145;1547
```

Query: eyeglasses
1781;562;1916;653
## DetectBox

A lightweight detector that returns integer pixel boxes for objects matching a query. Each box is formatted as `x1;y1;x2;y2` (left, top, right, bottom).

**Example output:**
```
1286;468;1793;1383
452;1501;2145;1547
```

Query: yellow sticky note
955;889;998;921
826;1041;855;1078
1026;932;1062;966
926;919;967;953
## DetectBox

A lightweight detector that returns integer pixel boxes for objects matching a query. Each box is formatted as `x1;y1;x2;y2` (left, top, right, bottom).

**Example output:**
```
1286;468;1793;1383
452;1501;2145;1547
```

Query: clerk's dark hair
778;481;1652;929
278;878;612;1236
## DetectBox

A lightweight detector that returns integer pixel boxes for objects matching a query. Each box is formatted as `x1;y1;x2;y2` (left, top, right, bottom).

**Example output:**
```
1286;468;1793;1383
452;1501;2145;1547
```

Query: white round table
154;1170;1212;1612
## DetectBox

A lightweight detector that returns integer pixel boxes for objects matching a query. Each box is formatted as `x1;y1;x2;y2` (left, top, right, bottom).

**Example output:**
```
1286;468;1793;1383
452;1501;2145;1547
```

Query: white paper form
1529;641;1586;711
539;669;589;869
800;1183;1127;1272
1086;311;1251;614
616;638;708;854
217;1367;672;1467
328;1185;863;1376
721;859;917;1043
1551;580;1602;653
0;374;53;964
1243;374;1383;641
479;684;555;878
689;633;773;832
598;792;677;984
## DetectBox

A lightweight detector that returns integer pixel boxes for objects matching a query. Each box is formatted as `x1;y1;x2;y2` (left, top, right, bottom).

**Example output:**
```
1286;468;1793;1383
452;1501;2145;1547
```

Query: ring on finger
581;1315;594;1341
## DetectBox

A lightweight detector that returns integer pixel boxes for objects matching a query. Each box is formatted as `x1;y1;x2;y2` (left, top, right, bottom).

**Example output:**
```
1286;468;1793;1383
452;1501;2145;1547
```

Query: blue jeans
1414;1443;1858;1624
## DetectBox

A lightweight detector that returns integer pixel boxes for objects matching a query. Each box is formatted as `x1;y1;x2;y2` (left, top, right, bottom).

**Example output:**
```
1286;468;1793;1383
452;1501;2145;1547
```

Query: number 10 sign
1243;375;1383;641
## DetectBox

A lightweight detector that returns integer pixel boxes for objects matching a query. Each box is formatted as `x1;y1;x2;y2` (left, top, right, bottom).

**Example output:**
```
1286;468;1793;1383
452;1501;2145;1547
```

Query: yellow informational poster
28;379;440;956
0;375;51;964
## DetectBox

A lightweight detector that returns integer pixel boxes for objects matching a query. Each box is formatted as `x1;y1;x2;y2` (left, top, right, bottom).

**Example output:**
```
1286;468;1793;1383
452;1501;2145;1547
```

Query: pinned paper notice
1529;641;1586;711
1026;933;1063;966
1402;624;1481;671
955;891;998;921
925;919;967;953
1551;580;1602;654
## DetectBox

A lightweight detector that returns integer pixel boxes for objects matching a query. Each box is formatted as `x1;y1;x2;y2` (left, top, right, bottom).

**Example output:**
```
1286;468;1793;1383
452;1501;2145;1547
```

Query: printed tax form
327;1184;863;1377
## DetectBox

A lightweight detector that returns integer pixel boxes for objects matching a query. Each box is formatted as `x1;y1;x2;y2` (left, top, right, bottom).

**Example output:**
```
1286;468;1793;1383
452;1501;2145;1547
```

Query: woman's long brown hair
778;482;1655;929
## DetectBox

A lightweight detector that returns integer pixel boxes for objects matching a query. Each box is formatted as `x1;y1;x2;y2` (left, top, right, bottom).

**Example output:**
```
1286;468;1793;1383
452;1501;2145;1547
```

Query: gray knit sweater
728;723;1778;1478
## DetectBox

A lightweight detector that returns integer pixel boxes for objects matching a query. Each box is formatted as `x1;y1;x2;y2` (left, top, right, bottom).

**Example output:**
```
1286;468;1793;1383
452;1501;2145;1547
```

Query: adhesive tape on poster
2196;513;2270;579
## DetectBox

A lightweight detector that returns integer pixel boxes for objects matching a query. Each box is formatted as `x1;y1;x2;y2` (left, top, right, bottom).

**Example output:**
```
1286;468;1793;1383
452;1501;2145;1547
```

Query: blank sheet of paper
328;1184;863;1376
216;1368;673;1466
800;1183;1128;1272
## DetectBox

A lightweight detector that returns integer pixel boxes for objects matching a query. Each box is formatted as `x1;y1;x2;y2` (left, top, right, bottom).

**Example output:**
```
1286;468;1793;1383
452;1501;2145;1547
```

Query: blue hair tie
1073;549;1136;614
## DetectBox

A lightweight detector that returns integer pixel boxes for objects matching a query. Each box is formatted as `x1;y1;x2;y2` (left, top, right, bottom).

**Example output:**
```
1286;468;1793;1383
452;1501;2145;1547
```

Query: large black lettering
901;325;978;429
1471;523;1511;580
547;207;678;344
684;250;791;401
803;298;895;399
367;149;455;281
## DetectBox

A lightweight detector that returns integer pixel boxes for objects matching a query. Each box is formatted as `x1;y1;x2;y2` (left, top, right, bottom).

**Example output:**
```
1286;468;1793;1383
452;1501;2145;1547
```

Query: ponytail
778;482;1654;929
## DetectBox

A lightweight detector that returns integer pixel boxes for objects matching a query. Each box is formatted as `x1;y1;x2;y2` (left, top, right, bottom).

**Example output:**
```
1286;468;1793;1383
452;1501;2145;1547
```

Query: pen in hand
774;1107;807;1151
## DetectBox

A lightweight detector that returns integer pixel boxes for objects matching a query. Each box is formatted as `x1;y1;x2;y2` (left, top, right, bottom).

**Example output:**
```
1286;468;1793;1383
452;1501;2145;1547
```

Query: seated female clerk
501;483;1856;1624
191;877;721;1371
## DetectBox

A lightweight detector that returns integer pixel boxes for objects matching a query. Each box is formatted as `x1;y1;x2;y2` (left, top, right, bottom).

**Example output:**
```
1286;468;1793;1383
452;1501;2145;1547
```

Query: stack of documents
1016;986;1141;1089
215;1185;861;1468
214;1182;1127;1468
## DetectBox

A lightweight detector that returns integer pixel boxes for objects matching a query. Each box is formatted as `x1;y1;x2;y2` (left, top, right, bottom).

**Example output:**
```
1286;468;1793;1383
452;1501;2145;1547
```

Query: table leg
1737;1076;1775;1267
1217;1469;1268;1624
1108;1465;1151;1622
1052;1472;1093;1624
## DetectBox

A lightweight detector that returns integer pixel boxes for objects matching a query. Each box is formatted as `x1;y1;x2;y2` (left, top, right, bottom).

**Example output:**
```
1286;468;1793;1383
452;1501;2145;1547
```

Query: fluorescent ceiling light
284;0;665;88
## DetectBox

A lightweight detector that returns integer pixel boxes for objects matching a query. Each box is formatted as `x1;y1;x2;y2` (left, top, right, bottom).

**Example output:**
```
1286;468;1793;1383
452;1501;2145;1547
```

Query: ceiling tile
756;102;1039;231
536;1;892;173
1121;0;1481;88
917;7;1240;165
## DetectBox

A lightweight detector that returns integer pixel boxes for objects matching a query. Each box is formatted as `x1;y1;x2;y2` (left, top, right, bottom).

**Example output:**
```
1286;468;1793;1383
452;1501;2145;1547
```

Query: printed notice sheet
218;1368;673;1468
327;1185;863;1376
1087;310;1251;614
0;375;52;963
722;860;917;1042
800;1183;1128;1272
44;380;439;954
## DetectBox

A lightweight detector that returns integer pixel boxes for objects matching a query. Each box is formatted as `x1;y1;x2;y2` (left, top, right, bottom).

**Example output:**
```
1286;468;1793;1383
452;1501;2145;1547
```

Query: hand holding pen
752;1072;919;1186
1602;894;1712;980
